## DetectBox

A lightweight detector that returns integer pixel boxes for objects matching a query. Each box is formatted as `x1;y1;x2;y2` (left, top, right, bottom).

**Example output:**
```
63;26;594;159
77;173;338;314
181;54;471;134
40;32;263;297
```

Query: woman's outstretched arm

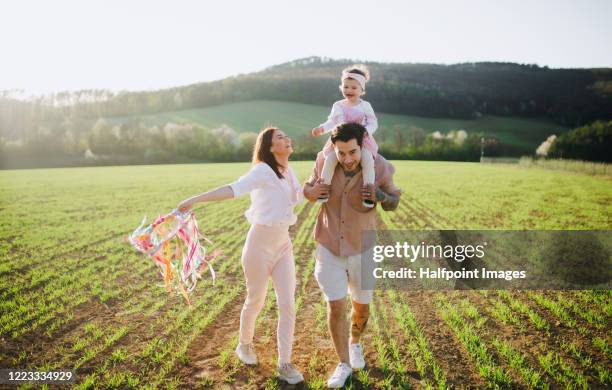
177;185;234;212
178;163;267;212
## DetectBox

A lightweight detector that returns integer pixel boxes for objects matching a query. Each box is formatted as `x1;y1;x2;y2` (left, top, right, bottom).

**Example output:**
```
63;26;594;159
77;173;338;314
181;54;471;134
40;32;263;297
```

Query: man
303;123;401;388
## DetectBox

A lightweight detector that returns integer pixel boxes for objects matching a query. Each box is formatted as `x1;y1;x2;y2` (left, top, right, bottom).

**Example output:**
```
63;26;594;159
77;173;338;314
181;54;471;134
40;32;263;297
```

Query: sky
1;0;611;95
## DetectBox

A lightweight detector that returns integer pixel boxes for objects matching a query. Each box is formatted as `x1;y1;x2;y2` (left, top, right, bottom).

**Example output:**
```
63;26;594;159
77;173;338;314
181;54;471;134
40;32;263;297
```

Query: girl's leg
361;149;375;185
321;152;339;186
361;148;375;208
270;240;296;364
361;149;376;208
239;226;272;346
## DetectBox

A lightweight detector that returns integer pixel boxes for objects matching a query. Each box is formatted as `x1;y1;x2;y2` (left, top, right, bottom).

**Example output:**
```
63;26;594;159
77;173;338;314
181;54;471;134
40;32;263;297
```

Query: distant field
108;100;568;152
1;161;610;389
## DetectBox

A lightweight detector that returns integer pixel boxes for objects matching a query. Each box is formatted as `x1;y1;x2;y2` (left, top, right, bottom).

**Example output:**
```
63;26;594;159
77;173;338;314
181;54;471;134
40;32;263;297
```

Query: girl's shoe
317;196;329;203
362;199;375;208
235;343;257;365
278;363;304;384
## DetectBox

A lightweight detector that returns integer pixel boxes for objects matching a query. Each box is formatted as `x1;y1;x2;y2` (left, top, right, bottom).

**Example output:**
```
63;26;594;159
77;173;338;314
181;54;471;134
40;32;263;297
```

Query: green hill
108;100;567;152
3;56;607;167
88;56;612;129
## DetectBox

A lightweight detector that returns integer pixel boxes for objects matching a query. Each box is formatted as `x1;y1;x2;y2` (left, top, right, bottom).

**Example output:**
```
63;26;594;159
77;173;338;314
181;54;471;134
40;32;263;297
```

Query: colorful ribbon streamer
127;208;220;306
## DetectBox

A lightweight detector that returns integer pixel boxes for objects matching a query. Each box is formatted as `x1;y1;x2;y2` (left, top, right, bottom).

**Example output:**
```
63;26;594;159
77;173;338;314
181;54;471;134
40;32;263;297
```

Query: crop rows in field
1;161;611;388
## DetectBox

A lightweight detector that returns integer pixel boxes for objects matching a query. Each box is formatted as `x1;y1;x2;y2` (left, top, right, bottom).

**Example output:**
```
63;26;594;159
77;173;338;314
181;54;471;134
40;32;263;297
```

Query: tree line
545;120;611;163
0;115;507;168
2;114;608;169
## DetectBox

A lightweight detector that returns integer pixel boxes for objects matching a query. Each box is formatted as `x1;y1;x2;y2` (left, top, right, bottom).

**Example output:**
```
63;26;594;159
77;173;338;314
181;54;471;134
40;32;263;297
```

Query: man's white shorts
313;244;374;304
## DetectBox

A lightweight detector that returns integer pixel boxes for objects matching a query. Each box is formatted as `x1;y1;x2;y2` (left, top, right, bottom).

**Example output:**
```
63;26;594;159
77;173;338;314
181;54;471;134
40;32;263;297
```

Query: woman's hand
311;127;325;137
177;199;194;213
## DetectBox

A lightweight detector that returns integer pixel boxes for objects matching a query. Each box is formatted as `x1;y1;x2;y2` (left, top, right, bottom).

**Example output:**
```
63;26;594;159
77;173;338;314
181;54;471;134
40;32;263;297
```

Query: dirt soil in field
2;203;611;390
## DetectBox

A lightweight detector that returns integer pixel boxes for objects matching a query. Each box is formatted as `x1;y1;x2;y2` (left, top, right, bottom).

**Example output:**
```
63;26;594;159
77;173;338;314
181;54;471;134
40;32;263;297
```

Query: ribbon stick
127;208;221;306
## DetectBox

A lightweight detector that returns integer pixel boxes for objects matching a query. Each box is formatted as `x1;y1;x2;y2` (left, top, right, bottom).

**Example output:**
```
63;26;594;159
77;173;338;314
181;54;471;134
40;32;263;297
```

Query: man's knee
352;300;369;314
328;298;346;320
351;300;370;337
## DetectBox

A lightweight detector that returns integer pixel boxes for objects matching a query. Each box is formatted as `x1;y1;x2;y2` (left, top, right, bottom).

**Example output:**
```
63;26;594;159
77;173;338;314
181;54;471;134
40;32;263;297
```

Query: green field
109;100;568;151
1;161;610;388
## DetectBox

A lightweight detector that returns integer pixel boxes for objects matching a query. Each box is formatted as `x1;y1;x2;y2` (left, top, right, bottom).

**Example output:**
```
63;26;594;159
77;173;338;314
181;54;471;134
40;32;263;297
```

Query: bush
548;120;612;162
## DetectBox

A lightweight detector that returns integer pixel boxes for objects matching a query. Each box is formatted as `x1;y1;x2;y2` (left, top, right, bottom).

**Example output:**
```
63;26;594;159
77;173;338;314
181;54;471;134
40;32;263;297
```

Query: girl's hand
361;184;376;203
311;127;324;137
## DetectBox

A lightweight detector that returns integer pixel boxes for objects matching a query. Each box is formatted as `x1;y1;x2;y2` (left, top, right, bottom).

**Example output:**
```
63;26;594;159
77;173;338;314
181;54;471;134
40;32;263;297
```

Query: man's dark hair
330;122;365;147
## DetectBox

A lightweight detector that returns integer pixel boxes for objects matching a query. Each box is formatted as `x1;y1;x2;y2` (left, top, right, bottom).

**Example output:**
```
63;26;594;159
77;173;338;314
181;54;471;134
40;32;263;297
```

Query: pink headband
341;71;366;90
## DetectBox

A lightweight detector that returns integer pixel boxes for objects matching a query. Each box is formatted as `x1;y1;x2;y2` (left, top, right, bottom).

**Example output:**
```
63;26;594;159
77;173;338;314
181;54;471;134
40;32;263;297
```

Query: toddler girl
311;64;378;207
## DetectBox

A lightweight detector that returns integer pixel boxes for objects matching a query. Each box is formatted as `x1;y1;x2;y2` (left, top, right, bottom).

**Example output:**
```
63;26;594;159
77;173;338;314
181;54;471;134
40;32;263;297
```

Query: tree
407;126;426;147
548;120;612;162
238;132;258;159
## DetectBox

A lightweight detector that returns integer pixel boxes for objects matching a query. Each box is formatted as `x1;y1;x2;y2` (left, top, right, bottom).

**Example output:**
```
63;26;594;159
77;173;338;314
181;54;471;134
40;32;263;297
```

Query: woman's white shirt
229;163;304;226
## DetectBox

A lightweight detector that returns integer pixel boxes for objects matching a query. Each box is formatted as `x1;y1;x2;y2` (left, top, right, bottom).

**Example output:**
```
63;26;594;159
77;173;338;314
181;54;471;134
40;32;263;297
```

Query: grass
1;160;610;388
518;157;611;176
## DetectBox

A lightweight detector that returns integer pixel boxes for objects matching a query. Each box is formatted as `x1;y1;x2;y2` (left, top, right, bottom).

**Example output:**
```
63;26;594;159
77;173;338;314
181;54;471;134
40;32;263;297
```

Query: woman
177;127;304;385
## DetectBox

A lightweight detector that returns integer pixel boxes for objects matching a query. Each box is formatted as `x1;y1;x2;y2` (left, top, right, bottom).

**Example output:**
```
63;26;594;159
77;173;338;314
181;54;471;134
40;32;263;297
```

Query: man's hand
361;184;401;211
361;183;376;203
304;178;330;201
377;188;401;211
311;127;325;137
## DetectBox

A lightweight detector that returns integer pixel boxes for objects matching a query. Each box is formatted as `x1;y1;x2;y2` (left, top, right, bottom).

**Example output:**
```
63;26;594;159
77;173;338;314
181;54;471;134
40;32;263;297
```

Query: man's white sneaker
327;362;352;388
349;343;366;369
278;363;304;384
235;343;257;365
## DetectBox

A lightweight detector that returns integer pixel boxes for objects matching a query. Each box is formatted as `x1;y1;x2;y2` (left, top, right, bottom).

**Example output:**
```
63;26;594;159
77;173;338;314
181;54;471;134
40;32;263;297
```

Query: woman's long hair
252;127;285;179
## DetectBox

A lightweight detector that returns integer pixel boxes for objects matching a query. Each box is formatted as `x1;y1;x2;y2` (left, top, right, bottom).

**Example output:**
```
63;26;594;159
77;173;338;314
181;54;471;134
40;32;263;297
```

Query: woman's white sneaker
235;343;257;365
278;363;304;384
349;343;365;369
327;362;352;388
